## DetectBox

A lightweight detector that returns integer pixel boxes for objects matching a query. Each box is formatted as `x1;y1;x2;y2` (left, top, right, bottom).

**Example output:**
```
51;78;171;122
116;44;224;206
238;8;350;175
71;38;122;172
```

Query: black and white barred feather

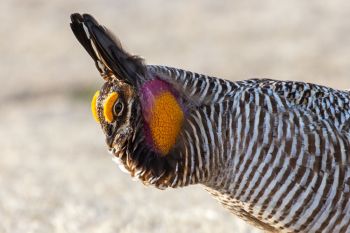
147;65;350;232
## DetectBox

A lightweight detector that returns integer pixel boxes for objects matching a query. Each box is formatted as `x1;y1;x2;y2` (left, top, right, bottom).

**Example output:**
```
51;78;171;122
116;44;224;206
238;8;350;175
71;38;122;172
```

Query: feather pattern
71;13;350;233
147;65;350;232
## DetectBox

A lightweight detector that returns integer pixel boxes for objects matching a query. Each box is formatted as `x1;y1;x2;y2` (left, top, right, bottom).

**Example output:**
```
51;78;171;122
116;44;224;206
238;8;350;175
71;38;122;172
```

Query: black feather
70;13;145;86
70;13;99;62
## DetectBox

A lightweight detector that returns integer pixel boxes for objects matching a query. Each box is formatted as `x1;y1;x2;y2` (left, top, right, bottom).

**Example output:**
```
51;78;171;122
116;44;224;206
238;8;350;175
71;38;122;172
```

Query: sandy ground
1;0;350;232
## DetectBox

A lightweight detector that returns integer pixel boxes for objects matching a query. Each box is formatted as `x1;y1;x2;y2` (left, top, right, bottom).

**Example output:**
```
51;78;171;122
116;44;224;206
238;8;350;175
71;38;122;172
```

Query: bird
70;13;350;233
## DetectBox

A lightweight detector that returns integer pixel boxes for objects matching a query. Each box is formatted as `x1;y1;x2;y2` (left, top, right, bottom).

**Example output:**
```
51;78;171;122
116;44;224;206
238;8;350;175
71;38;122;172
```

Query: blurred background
1;0;350;232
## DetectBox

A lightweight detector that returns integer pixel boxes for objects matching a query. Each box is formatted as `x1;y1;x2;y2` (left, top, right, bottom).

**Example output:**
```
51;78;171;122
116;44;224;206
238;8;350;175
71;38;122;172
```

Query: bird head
70;13;188;188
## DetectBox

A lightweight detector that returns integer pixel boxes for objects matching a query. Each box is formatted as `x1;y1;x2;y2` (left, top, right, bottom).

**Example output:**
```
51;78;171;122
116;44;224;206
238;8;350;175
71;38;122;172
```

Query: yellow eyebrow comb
91;91;100;123
103;92;119;123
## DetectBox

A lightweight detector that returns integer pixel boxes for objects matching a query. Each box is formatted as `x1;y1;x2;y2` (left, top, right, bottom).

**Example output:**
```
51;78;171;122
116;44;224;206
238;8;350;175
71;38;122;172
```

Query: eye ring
113;100;124;116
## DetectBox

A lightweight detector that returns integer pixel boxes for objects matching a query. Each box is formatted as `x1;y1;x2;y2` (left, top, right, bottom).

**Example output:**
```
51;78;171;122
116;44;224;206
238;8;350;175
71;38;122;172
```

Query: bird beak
105;134;114;149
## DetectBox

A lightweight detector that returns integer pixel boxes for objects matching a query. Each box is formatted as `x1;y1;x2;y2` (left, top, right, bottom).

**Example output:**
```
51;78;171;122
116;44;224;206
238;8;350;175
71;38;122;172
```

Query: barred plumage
150;65;350;232
71;13;350;232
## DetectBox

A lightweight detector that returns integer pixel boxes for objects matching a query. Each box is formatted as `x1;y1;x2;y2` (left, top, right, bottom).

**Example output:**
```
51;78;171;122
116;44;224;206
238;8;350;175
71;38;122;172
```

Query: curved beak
106;135;114;149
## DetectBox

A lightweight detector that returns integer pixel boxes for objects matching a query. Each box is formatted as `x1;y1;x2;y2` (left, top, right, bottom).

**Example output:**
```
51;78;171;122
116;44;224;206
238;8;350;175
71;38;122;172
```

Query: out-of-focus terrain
1;1;350;233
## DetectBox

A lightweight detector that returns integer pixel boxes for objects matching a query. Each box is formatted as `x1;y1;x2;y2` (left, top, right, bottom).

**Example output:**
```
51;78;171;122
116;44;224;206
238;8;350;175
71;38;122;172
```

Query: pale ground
1;1;350;233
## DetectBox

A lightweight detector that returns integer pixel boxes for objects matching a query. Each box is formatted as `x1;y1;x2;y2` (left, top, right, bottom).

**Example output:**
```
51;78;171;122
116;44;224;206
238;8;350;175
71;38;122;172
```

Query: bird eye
113;101;124;116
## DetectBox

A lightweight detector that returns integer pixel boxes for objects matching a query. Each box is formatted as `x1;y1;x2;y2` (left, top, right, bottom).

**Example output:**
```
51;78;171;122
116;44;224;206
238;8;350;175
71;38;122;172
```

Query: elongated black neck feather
70;13;145;86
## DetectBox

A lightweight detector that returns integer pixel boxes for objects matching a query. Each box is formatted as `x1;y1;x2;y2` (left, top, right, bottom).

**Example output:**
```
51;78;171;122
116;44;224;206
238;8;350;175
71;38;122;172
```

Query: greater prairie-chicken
70;13;350;233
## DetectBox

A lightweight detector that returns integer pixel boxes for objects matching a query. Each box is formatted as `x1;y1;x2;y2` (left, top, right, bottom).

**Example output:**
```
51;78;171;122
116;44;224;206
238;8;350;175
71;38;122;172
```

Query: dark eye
113;101;124;116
